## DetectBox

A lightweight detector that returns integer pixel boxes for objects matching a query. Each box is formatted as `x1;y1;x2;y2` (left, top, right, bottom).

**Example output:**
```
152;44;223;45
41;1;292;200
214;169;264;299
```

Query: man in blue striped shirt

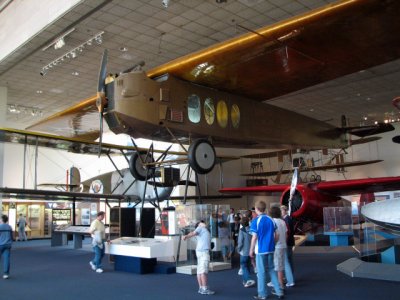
250;200;283;299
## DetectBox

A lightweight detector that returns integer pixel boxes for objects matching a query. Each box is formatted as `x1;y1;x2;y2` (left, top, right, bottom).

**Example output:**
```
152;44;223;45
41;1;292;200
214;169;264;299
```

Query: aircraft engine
280;185;346;223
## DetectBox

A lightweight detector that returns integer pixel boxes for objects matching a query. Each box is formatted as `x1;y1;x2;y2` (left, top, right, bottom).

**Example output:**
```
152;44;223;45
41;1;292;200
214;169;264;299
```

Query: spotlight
162;0;170;8
54;37;65;49
40;31;104;74
95;35;103;44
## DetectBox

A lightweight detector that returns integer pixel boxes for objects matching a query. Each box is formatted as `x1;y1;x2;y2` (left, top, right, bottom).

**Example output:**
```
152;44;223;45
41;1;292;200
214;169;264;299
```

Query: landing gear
188;139;216;174
129;152;154;181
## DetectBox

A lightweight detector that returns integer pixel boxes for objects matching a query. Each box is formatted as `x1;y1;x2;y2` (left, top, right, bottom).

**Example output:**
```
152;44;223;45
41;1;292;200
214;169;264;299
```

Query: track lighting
40;31;104;76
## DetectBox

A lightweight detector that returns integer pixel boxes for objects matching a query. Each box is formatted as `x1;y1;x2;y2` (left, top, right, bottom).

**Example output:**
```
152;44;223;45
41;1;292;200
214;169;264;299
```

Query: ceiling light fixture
162;0;170;8
42;28;76;51
40;31;104;76
54;37;66;50
7;104;43;117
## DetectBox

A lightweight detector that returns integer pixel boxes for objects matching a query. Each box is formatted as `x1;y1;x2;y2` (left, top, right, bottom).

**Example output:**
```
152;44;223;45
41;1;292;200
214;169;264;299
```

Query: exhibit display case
176;204;231;274
353;201;400;262
323;207;353;233
323;207;353;246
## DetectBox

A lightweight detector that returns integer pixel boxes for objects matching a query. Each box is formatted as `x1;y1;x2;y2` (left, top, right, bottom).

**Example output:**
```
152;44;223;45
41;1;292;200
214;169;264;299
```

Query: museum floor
2;239;399;300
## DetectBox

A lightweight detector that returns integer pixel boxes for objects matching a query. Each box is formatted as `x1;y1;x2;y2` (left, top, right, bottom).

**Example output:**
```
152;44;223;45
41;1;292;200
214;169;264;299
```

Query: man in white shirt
89;211;106;273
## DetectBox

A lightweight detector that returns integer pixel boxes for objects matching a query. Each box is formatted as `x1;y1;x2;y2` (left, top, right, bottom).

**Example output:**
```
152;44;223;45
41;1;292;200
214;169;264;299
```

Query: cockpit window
217;100;228;128
188;94;201;123
231;104;240;129
204;98;215;125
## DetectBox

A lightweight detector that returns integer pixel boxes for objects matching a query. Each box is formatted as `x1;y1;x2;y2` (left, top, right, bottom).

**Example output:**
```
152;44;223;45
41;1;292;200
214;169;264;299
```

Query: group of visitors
183;202;296;299
1;204;296;300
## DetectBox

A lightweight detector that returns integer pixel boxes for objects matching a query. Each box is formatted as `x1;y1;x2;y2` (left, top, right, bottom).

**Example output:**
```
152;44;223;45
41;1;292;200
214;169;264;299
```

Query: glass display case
176;204;231;274
353;201;400;262
323;206;353;246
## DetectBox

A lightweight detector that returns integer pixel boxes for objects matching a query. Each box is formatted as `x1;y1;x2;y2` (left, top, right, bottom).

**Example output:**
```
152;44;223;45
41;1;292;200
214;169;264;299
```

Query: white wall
0;0;81;62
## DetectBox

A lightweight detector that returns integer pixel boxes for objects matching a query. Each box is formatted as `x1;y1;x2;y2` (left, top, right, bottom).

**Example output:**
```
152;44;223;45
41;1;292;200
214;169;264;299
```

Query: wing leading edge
28;0;400;140
220;176;400;197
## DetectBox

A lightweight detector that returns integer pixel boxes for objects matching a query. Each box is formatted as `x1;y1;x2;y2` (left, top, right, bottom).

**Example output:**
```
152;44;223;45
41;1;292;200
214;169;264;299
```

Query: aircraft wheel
188;139;216;174
316;175;321;182
392;136;400;144
129;152;154;181
310;175;316;182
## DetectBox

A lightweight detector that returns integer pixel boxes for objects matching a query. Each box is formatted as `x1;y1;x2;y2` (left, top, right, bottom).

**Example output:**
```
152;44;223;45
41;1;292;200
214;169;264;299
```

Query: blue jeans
256;253;283;298
287;246;294;272
240;255;253;283
284;248;295;285
91;244;105;269
0;245;11;275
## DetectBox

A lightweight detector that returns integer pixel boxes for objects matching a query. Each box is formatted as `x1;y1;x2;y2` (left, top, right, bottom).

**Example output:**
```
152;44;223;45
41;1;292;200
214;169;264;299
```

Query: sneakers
95;268;104;273
267;281;273;287
89;261;96;271
286;283;295;287
238;268;243;275
3;274;9;279
199;288;215;295
253;296;266;300
271;289;284;299
244;280;256;288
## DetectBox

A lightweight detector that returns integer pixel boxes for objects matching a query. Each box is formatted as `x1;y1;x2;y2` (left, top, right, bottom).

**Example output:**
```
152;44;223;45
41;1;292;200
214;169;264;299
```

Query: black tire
188;139;216;174
129;152;154;181
392;136;400;144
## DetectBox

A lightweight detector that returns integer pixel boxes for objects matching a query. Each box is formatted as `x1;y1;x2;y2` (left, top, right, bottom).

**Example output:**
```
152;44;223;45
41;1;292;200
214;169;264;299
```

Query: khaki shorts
274;248;284;271
196;251;210;274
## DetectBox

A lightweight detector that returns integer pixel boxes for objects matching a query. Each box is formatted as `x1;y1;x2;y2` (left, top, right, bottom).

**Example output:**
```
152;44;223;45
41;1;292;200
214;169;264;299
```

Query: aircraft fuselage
104;71;347;149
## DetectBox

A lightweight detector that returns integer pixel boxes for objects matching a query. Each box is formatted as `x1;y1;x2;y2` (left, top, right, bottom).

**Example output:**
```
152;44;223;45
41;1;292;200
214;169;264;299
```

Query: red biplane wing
220;176;400;222
307;177;400;196
220;177;400;197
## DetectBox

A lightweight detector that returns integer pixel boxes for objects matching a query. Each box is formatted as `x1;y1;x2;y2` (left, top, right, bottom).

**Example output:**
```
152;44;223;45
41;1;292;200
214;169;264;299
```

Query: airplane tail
69;166;81;192
360;192;375;205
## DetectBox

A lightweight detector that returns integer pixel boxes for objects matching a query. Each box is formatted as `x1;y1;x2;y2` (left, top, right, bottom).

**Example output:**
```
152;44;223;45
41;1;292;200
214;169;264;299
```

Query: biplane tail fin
69;166;81;192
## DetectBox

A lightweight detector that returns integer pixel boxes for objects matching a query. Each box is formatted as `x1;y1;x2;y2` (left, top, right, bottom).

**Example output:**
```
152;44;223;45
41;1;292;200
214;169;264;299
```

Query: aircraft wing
0;187;129;202
220;184;289;195
147;0;400;101
0;127;136;155
307;177;400;197
220;176;400;223
241;160;383;177
220;176;400;196
27;96;99;140
27;0;400;140
0;128;237;168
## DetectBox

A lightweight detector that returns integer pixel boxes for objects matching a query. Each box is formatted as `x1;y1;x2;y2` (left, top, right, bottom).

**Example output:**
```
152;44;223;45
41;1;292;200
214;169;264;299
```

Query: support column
0;86;7;215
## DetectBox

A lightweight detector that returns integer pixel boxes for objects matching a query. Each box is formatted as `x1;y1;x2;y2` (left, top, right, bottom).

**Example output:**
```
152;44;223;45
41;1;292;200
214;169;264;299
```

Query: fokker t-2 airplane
28;0;398;181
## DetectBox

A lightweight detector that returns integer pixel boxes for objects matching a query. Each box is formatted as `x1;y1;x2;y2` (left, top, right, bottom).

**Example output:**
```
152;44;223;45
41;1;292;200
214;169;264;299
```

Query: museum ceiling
1;0;400;132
